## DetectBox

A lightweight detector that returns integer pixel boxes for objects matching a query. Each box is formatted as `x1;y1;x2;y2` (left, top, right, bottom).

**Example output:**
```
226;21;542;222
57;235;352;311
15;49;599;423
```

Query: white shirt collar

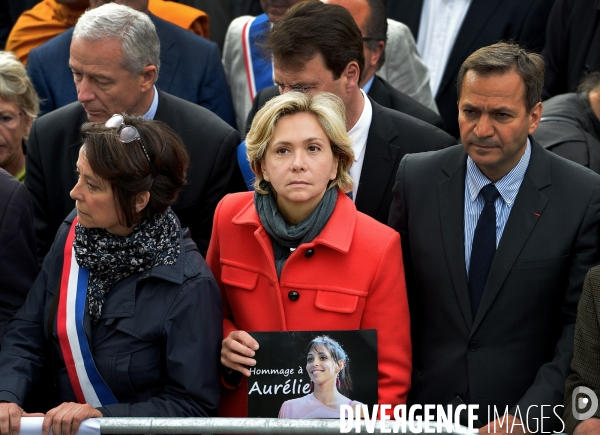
347;90;373;200
142;86;159;120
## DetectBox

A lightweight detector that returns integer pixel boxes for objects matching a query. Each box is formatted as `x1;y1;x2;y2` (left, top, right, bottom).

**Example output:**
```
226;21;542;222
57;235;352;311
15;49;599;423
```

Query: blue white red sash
56;217;117;407
242;13;274;101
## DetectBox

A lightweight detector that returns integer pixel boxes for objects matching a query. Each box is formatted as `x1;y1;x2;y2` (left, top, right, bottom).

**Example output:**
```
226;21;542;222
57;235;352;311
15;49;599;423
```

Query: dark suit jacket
25;89;244;264
0;169;37;343
368;75;444;130
25;14;236;127
542;0;600;99
388;139;600;430
247;86;456;225
564;266;600;434
386;0;555;138
533;92;600;173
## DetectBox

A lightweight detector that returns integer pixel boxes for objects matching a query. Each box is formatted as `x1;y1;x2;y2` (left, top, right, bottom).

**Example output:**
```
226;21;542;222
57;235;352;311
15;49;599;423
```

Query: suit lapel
438;0;502;95
355;100;400;217
439;147;473;327
151;14;178;93
470;139;551;335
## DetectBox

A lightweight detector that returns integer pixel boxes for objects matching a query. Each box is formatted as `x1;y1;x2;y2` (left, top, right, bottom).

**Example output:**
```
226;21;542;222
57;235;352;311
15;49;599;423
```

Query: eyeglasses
105;114;156;183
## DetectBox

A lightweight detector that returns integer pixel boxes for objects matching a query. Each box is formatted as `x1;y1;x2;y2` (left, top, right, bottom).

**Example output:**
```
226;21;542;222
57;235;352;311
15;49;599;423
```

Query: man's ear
343;61;361;90
139;65;157;93
135;191;150;213
368;41;385;68
528;101;543;135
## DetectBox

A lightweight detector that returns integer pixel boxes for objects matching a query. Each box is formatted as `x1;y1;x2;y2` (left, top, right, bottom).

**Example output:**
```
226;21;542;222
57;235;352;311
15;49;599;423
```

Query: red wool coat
206;191;412;416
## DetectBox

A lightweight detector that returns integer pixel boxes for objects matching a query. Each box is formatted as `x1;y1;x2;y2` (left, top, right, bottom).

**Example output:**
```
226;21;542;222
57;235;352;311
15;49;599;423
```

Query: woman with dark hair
0;115;222;435
207;91;412;417
278;336;362;418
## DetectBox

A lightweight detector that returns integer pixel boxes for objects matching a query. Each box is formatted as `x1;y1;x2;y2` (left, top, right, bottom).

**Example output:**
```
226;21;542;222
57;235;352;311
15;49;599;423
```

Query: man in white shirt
223;0;439;132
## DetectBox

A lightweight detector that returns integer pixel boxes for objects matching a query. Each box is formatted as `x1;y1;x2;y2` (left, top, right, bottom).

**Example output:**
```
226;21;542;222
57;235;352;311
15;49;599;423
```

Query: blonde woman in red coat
206;91;412;417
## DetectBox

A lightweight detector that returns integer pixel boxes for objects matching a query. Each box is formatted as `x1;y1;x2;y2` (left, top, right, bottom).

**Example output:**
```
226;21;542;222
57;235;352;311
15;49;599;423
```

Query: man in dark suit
26;3;244;264
389;42;600;433
248;0;444;131
385;0;555;138
25;0;236;127
0;168;37;343
243;1;455;225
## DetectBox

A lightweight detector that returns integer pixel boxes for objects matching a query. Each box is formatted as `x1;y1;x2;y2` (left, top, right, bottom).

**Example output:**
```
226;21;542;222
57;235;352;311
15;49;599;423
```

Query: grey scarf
254;182;338;278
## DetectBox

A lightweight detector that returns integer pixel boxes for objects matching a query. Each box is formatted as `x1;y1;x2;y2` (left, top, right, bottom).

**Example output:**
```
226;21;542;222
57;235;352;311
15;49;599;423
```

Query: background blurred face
0;97;31;175
306;345;342;387
70;149;130;235
70;37;154;122
458;70;541;182
261;112;338;220
324;0;379;85
260;0;305;21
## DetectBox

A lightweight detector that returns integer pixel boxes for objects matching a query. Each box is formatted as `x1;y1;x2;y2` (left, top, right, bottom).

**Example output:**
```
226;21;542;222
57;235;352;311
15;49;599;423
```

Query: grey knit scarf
254;182;338;278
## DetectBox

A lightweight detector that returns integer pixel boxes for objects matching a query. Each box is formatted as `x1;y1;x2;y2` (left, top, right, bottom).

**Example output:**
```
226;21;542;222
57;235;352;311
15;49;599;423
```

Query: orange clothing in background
6;0;210;65
6;0;86;65
148;0;209;38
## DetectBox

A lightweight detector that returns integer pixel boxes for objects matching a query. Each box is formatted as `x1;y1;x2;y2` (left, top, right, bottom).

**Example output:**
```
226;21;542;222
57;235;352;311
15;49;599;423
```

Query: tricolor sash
56;217;118;407
242;13;274;101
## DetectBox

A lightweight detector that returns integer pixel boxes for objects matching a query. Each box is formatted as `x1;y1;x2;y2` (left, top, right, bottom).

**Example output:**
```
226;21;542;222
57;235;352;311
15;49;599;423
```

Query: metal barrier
98;417;569;435
100;418;466;435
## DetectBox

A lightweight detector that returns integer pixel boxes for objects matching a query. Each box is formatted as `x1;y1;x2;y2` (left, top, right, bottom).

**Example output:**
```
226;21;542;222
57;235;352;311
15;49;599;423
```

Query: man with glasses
238;1;455;233
223;0;437;133
25;3;244;264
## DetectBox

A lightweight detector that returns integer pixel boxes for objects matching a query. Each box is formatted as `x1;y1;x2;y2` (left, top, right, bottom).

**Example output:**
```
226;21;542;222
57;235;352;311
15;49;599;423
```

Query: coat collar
232;190;357;254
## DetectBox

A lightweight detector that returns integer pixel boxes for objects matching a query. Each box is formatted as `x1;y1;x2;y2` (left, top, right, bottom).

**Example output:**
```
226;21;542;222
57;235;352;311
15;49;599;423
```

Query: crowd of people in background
1;0;600;434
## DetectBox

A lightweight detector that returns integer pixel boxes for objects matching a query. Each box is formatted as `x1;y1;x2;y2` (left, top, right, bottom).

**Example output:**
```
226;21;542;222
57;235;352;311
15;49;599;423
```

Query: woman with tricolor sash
0;115;223;435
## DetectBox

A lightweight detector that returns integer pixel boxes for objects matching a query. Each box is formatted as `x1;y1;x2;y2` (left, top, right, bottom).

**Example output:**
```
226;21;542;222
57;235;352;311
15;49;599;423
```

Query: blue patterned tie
469;184;500;316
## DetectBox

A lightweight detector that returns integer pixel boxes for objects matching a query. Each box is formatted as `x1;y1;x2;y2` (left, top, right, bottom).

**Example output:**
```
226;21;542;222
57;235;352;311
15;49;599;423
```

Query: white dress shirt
416;0;472;96
347;90;373;201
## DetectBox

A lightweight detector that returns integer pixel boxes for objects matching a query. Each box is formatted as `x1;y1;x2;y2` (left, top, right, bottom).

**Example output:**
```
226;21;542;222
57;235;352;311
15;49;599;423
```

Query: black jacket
533;92;600;173
542;0;600;99
0;211;223;416
26;90;245;264
0;169;37;343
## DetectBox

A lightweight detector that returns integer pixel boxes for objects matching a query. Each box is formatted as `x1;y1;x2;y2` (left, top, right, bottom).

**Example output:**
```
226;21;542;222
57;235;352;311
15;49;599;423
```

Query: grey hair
73;3;160;81
0;51;39;120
